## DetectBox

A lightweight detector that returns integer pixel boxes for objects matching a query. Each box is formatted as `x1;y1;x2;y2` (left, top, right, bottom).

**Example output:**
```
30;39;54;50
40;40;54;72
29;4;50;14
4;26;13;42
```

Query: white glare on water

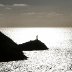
0;28;72;72
0;28;72;48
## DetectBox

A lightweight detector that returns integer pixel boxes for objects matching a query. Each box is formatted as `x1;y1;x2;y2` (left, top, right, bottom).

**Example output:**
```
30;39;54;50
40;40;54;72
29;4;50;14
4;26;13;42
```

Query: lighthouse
36;35;38;40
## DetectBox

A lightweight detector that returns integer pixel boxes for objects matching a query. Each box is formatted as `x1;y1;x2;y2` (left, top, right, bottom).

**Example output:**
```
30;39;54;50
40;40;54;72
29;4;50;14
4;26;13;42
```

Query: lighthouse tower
36;35;38;40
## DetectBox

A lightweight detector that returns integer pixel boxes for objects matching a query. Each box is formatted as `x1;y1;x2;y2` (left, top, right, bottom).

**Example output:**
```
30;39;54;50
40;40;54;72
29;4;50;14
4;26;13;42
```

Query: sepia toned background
0;1;72;72
0;0;72;27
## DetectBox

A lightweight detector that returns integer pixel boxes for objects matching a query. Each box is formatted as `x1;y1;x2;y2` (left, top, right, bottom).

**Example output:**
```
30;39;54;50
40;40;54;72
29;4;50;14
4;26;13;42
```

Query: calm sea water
0;28;72;72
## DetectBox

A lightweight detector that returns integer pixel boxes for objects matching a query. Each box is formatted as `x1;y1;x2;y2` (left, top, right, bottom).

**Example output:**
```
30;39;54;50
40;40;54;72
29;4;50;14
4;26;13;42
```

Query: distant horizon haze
0;28;72;49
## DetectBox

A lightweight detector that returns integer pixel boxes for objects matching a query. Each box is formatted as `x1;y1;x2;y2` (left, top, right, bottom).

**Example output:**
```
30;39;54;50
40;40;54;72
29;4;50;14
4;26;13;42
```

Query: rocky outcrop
0;32;27;62
18;39;48;51
0;31;48;62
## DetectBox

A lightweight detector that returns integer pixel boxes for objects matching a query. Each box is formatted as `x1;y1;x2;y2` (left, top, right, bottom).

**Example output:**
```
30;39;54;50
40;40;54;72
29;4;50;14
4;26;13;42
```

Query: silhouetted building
18;36;48;51
0;32;27;62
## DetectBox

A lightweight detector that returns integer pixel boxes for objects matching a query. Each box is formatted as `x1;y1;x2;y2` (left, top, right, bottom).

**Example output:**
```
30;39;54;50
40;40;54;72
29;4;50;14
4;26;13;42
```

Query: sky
0;0;72;27
0;0;72;6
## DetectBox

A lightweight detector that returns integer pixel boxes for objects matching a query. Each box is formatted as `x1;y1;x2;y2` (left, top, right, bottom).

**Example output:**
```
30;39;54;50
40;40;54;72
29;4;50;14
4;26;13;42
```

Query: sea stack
18;35;48;51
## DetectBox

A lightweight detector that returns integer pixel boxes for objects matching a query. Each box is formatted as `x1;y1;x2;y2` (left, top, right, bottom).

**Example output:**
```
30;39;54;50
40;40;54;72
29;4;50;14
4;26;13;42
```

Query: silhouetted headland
0;32;27;62
0;32;48;62
18;35;48;51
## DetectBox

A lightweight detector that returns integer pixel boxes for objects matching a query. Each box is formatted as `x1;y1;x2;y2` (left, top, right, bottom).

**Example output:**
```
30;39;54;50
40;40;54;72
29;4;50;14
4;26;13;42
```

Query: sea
0;27;72;72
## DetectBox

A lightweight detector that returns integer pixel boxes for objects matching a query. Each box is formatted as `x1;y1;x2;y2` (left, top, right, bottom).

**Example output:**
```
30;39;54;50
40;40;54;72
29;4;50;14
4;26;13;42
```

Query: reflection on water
1;28;72;49
0;48;72;72
0;28;72;72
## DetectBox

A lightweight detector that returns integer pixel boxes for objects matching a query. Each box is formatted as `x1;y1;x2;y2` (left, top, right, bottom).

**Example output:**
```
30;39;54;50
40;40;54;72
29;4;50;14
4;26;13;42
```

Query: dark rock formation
18;39;48;51
0;32;27;62
0;31;48;62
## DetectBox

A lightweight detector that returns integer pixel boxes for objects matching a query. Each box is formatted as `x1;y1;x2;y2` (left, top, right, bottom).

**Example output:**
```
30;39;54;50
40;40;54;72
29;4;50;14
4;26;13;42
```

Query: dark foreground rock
0;32;27;62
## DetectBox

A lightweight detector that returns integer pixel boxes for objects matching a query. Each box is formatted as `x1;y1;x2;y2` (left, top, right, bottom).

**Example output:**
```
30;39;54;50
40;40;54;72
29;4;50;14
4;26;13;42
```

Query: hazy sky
0;0;72;27
0;0;72;6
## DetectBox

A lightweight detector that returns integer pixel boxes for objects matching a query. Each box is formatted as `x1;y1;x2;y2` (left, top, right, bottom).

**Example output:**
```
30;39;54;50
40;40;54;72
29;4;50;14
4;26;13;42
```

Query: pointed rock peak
0;31;5;36
0;31;28;62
